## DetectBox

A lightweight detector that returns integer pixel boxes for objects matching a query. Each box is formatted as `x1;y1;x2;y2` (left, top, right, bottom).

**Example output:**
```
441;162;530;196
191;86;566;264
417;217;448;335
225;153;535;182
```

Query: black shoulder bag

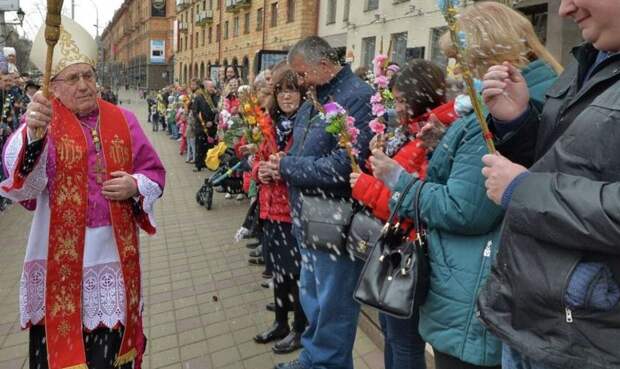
297;103;354;255
353;177;430;318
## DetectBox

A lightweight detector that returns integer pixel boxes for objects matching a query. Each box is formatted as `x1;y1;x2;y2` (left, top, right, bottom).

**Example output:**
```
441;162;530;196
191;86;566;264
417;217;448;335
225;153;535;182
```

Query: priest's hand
102;171;139;201
26;91;53;140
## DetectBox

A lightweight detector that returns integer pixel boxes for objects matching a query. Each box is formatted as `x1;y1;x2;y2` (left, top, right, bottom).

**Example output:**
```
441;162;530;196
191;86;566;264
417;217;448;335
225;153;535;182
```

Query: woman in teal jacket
369;3;562;369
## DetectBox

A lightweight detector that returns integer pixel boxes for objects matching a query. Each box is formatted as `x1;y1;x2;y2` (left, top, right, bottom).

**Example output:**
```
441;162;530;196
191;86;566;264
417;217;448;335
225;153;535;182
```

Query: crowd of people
160;1;618;369
2;0;619;368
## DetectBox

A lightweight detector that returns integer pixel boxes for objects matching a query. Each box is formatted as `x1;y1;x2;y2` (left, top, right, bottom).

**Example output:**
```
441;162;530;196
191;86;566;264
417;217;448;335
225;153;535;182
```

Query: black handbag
346;209;384;261
353;177;430;319
300;194;354;255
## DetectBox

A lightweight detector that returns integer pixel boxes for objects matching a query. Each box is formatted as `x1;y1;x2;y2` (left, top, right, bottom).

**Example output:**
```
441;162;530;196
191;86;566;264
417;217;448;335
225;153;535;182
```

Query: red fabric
243;171;251;193
352;100;458;225
252;136;292;223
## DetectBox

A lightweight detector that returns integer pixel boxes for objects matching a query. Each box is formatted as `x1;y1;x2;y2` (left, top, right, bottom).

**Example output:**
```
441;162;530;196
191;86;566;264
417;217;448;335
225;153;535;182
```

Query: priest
0;16;165;369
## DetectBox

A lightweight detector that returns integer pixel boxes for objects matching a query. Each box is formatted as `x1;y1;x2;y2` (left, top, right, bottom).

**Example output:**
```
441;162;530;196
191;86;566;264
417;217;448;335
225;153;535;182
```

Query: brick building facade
174;0;318;85
100;0;177;91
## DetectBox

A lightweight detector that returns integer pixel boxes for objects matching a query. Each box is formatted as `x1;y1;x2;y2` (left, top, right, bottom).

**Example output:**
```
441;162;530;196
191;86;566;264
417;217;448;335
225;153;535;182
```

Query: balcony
196;10;214;26
178;21;189;33
225;0;251;13
176;0;191;12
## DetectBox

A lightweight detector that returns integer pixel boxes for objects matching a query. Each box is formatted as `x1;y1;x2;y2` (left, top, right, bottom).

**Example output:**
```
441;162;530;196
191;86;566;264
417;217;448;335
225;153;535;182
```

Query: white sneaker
236;194;245;201
224;193;232;199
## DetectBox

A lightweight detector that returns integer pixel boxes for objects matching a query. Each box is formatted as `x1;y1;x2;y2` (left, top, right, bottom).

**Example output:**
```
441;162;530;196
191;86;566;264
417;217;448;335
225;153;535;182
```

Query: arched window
183;65;188;84
200;62;205;79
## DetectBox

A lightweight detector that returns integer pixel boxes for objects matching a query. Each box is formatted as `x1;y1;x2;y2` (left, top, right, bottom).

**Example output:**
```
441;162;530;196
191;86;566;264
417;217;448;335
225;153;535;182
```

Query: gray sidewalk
0;90;384;369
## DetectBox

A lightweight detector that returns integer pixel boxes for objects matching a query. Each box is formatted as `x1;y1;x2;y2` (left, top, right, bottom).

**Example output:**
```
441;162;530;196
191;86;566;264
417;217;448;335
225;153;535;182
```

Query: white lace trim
20;260;127;330
0;126;48;202
132;173;162;228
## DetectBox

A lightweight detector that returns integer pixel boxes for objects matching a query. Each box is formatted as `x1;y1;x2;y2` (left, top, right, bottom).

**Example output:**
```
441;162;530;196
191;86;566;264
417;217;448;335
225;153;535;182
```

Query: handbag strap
386;175;419;226
413;180;426;231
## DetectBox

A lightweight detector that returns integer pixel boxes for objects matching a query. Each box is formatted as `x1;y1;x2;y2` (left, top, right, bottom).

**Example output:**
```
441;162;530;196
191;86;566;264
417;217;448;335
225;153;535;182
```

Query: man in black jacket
478;1;620;369
191;79;218;172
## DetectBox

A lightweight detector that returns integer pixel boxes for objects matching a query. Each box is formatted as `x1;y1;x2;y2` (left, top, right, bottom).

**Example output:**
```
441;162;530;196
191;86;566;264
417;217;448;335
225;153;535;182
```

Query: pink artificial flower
351;148;360;157
347;126;360;143
346;115;356;128
375;75;389;89
369;118;386;135
373;54;388;77
372;103;386;117
370;93;382;105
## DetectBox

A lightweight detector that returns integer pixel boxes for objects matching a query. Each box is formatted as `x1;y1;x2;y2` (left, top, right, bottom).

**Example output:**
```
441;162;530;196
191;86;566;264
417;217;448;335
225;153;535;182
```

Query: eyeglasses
53;70;96;86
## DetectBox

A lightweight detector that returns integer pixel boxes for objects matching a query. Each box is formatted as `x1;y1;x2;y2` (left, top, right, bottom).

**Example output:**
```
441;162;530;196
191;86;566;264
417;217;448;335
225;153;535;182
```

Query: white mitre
30;16;97;78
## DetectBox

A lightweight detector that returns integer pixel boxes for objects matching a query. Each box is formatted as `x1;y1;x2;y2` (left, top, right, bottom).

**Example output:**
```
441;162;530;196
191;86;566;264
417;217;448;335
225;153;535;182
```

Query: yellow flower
247;116;257;125
243;103;252;114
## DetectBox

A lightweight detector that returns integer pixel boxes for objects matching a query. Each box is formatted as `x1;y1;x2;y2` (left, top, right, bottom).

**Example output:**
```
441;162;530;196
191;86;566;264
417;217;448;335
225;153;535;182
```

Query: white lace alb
20;260;126;330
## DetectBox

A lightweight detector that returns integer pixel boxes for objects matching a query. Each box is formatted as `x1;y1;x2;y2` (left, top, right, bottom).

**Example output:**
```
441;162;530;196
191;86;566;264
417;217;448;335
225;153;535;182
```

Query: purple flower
324;102;346;116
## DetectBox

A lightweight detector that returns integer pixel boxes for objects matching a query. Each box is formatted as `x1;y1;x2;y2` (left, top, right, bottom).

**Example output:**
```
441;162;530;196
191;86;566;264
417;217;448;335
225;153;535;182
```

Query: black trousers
30;325;133;369
274;276;307;333
434;349;501;369
195;134;208;170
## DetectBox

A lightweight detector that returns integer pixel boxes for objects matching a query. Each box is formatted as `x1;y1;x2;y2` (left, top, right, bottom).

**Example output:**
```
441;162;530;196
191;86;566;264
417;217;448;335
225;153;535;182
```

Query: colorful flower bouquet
307;90;361;173
368;53;396;148
238;87;277;153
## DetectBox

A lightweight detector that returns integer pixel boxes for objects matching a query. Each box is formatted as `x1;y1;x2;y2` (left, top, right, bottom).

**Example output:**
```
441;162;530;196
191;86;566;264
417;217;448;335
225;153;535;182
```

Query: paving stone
207;333;235;352
151;334;179;352
151;347;180;368
180;340;208;361
179;327;206;346
210;347;241;368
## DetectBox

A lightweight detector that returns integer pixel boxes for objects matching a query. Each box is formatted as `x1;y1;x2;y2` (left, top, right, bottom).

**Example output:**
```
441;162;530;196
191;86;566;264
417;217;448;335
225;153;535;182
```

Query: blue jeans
379;311;427;369
297;247;363;369
502;346;560;369
170;122;179;139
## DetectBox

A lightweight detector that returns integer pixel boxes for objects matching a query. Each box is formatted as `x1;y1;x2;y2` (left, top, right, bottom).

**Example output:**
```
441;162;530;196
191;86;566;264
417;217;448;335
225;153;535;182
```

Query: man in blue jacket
268;36;374;369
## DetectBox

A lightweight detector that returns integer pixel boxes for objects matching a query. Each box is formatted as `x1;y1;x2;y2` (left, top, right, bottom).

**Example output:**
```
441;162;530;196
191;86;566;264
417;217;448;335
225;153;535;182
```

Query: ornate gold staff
35;0;65;139
438;0;496;153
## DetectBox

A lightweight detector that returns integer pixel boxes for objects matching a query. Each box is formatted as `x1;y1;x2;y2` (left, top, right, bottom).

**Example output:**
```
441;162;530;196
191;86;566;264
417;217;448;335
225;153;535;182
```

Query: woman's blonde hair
441;1;563;77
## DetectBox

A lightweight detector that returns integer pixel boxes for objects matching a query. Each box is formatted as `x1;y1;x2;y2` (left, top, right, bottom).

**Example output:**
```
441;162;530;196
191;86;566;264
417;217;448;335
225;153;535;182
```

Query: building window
390;32;407;66
287;0;295;23
257;8;263;31
327;0;337;25
216;23;221;41
361;36;376;68
190;34;194;50
208;26;213;43
202;29;206;46
343;0;350;21
244;13;250;34
270;2;278;28
224;21;229;39
430;26;448;69
196;32;200;47
233;16;240;37
365;0;379;11
519;4;548;44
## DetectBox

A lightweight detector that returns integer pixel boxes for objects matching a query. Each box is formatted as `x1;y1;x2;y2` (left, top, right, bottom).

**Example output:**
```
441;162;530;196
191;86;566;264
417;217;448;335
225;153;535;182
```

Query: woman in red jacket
351;60;458;369
252;67;307;354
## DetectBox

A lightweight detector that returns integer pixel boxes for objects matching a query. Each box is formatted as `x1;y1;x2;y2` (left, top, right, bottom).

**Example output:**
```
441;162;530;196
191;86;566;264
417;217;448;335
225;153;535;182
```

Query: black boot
272;331;303;354
253;322;289;344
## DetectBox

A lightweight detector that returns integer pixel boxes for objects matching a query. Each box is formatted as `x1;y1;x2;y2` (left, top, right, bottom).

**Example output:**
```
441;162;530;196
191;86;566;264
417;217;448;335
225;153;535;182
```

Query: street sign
150;40;165;64
0;0;18;11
